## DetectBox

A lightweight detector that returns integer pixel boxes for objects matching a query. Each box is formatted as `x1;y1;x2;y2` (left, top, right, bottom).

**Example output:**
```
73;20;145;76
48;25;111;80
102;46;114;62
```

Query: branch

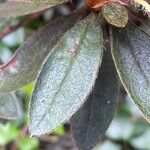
0;12;42;40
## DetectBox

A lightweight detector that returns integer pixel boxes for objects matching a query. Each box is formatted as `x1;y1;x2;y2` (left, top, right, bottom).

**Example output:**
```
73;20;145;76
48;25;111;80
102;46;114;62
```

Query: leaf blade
0;93;20;119
0;8;89;92
71;44;118;150
29;13;104;136
111;22;150;122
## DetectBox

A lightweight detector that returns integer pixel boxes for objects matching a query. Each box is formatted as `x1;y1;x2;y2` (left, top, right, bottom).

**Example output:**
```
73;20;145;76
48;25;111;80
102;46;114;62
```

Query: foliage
0;0;149;149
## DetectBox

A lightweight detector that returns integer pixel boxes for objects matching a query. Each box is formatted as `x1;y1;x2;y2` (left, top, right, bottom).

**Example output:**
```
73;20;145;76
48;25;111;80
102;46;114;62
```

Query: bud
102;3;129;27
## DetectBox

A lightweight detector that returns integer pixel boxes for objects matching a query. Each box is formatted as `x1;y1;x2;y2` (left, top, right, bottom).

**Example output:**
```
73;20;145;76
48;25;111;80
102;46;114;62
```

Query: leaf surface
0;8;89;92
111;22;150;122
0;0;68;18
71;44;118;150
29;13;104;136
0;93;20;119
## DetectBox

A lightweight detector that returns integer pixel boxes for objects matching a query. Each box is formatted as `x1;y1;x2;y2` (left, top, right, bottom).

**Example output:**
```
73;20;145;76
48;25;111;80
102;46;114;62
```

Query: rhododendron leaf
0;7;89;92
71;46;118;150
111;22;150;122
29;13;104;136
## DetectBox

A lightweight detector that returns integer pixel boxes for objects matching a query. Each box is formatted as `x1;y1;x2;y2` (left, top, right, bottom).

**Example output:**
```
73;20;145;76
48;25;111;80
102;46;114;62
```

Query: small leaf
111;22;150;122
102;3;128;28
0;0;68;18
0;123;20;146
71;45;118;150
0;7;89;92
0;93;20;119
29;13;104;136
18;137;39;150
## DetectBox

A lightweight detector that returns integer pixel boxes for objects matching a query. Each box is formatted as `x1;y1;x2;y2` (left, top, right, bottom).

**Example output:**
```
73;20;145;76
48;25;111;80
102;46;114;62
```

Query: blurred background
0;0;150;149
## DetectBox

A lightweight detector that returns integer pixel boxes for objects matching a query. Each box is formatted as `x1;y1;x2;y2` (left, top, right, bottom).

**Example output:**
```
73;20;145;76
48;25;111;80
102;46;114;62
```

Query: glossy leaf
29;13;104;136
0;8;89;92
111;22;150;122
71;45;118;150
0;93;20;119
0;0;68;18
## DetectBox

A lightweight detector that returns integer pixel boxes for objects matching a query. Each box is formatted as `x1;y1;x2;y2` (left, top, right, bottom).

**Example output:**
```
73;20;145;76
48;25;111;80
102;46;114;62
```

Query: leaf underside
29;13;104;136
71;43;118;150
0;7;89;92
111;22;150;122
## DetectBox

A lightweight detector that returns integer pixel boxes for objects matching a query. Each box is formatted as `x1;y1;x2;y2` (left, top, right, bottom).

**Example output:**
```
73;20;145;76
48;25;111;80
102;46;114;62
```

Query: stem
0;12;42;40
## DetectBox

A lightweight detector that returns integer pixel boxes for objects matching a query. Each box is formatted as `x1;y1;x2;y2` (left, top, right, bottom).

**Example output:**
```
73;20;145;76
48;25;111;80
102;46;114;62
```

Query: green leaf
0;0;68;18
0;7;89;92
0;93;20;119
29;13;104;136
18;137;39;150
102;3;128;28
131;129;150;150
54;125;65;135
111;22;150;122
0;123;20;146
71;46;118;150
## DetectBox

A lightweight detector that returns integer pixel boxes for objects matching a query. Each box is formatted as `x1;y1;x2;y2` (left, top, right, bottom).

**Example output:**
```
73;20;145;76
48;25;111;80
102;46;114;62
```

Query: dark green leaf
71;45;118;150
0;7;89;92
29;13;104;136
0;93;20;119
111;22;150;122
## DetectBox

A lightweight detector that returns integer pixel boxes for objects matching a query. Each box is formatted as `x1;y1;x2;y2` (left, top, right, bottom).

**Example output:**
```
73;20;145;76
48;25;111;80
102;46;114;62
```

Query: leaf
0;93;20;119
133;17;150;36
102;3;128;28
18;137;39;150
0;123;20;146
0;7;89;92
71;45;118;150
0;0;68;18
29;13;104;136
107;118;135;141
93;141;121;150
111;22;150;122
131;129;150;150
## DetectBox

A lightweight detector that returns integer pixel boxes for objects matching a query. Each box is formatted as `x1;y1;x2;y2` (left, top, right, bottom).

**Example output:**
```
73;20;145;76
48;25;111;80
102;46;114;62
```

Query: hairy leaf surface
29;14;104;136
0;8;89;92
0;93;20;119
111;22;150;122
0;0;68;18
71;44;118;150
